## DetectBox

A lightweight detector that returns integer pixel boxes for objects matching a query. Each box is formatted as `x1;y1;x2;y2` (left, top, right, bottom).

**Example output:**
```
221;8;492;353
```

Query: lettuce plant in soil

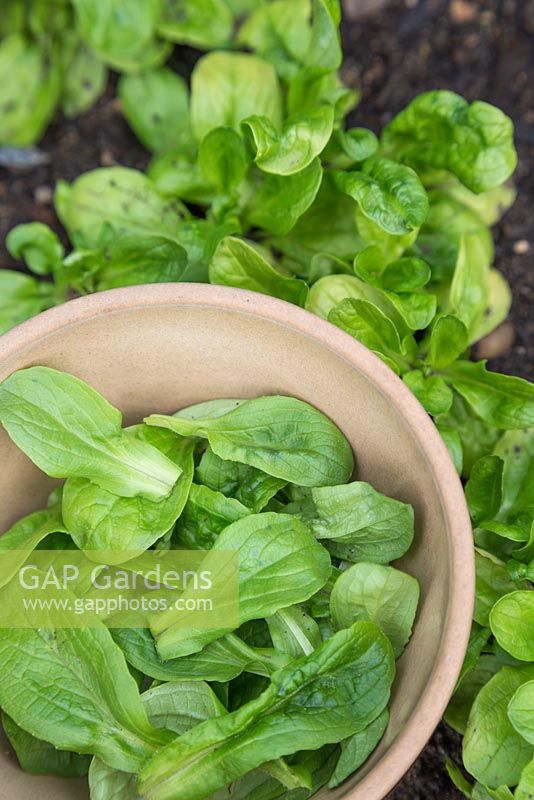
0;1;533;797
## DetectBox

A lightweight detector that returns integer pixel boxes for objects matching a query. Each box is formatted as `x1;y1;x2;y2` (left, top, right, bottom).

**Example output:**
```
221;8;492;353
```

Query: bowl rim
0;283;474;799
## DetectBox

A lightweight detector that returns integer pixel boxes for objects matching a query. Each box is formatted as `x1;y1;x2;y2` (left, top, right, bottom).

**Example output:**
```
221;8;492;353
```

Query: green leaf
356;206;418;262
26;0;70;36
305;481;415;564
349;252;435;330
196;446;286;512
198;127;248;194
6;222;64;275
306;274;365;319
328;298;410;374
436;424;464;474
173;397;247;419
288;69;358;125
173;220;238;277
0;1;25;37
209;236;308;306
490;592;534;661
226;0;261;12
305;0;342;73
157;0;233;48
266;605;322;657
479;519;531;544
471;269;512;343
55;248;101;295
151;512;332;659
271;173;363;270
55;167;188;249
61;42;107;118
473;785;514;800
325;127;379;168
118;68;190;154
71;0;169;72
444;181;516;226
413;189;493;283
442;361;534;429
0;35;61;146
63;430;195;559
383;91;517;193
457;624;493;687
516;758;534;800
88;758;140;800
474;550;519;627
94;233;189;290
508;559;534;583
260;758;313;791
493;430;534;520
463;665;534;788
446;757;474;797
445;655;501;735
139;622;394;800
466;456;504;526
88;681;226;798
428;314;469;369
0;367;181;501
0;270;55;334
246;158;323;236
242;105;334;175
437;393;501;477
380;257;431;292
191;52;282;141
0;608;170;772
112;627;290;684
174;482;251;550
245;0;342;85
352;244;386;286
2;713;91;778
448;233;490;340
334;157;429;235
329;710;389;788
330;562;419;657
403;370;454;415
142;681;227;735
237;0;312;78
509;526;534;565
146;394;354;487
509;682;534;746
0;506;66;589
384;291;437;332
149;151;215;205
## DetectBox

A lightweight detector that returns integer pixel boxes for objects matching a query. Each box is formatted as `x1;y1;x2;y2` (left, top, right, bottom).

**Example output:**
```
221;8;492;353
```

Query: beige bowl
0;284;473;800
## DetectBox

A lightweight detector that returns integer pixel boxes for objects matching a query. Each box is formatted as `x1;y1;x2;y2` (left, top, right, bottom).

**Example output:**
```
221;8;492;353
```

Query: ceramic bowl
0;284;474;800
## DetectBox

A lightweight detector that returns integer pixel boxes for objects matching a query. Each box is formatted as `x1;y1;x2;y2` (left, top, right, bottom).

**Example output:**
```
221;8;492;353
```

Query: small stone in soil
0;147;50;170
513;239;531;254
475;322;516;360
343;0;390;19
34;186;53;206
100;148;118;167
450;0;478;24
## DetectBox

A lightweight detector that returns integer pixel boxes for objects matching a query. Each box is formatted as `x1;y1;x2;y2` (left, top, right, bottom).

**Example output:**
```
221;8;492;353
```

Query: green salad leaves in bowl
0;285;472;800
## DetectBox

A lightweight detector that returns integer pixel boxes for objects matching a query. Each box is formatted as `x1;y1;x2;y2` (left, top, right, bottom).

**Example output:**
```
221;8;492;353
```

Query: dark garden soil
0;1;532;797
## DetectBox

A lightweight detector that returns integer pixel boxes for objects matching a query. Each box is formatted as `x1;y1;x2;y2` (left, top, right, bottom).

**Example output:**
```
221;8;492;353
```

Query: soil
0;0;532;797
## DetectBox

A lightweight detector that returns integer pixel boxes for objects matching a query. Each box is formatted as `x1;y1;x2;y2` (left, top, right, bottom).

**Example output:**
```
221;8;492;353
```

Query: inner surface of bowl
0;284;473;800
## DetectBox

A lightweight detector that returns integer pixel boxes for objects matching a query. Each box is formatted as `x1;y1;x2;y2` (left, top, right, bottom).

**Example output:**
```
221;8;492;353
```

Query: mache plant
1;0;533;797
0;0;268;146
